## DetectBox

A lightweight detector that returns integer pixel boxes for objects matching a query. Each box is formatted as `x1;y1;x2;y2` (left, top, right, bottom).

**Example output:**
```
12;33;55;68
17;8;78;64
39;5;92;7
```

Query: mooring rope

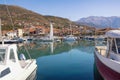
4;0;15;30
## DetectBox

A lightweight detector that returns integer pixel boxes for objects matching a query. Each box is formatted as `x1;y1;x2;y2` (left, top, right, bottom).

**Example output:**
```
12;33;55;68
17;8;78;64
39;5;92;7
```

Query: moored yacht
0;43;37;80
63;35;77;41
94;30;120;80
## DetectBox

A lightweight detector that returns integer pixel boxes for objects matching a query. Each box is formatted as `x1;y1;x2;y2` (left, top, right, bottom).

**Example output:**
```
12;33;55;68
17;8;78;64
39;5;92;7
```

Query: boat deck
19;60;33;68
95;46;107;57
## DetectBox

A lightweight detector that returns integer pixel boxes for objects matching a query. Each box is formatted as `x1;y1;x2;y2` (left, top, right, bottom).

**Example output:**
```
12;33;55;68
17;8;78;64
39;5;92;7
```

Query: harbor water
18;40;103;80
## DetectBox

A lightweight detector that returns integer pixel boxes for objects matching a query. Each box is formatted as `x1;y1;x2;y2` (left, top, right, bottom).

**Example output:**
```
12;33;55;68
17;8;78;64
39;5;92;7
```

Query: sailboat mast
0;18;2;40
70;24;72;35
0;18;4;45
50;22;53;40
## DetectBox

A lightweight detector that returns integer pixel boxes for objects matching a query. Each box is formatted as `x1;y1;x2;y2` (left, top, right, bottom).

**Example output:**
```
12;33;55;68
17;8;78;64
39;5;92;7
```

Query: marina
0;0;120;80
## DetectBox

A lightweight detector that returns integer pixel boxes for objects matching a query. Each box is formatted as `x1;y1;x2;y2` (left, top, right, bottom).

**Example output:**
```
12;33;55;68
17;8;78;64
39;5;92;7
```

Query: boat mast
0;18;4;45
50;22;54;41
0;18;2;41
69;24;72;35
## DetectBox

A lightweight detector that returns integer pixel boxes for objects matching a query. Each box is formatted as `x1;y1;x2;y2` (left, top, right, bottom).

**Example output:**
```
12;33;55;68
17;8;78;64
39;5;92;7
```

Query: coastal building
35;26;45;35
6;30;17;38
17;29;23;37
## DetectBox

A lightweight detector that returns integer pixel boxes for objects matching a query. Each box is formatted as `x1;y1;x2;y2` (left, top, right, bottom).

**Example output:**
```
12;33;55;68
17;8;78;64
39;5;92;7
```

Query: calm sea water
18;40;103;80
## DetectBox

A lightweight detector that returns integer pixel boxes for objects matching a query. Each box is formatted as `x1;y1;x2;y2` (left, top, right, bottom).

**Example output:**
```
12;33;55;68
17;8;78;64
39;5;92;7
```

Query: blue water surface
28;41;103;80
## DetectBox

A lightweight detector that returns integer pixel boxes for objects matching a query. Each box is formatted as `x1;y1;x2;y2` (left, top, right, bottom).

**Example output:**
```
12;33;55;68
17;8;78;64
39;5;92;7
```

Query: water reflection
18;40;95;59
50;42;54;54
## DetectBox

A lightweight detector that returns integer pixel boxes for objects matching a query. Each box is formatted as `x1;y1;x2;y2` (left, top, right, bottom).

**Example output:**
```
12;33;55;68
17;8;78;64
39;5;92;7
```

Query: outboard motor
19;53;26;60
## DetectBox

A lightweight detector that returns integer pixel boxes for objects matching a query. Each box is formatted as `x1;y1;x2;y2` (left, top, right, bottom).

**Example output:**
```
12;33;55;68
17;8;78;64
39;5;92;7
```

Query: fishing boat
0;43;37;80
94;30;120;80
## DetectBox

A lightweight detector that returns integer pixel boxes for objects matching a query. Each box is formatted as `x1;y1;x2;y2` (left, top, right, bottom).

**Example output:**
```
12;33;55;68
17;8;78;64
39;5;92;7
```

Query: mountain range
1;4;120;30
76;16;120;28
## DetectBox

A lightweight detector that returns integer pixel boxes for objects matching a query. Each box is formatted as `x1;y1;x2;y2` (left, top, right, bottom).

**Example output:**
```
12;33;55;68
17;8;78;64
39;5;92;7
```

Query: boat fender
19;53;26;60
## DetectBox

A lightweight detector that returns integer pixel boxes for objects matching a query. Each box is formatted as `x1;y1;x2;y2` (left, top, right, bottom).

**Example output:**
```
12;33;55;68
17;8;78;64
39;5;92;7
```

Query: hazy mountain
76;16;120;28
0;4;75;30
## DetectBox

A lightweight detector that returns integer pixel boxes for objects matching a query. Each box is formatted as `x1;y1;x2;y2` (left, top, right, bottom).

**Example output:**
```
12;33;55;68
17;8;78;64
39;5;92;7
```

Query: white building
17;29;23;37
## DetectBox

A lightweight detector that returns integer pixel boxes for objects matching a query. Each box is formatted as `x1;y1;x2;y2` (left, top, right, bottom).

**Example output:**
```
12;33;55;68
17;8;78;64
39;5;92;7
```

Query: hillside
0;4;74;30
76;16;120;28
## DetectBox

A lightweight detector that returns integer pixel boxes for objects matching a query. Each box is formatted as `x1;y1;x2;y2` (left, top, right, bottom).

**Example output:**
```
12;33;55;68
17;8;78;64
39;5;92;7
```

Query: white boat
94;30;120;80
63;24;77;41
63;35;77;41
0;44;37;80
0;38;24;44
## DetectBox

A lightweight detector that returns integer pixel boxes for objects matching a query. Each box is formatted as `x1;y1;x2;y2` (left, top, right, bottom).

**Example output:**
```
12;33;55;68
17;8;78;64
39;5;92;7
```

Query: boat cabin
95;30;120;60
106;30;120;54
0;44;21;78
95;30;120;61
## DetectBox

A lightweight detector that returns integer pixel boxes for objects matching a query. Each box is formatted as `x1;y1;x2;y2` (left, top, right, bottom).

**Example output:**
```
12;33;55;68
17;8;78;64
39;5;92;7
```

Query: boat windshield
116;38;120;53
0;49;6;63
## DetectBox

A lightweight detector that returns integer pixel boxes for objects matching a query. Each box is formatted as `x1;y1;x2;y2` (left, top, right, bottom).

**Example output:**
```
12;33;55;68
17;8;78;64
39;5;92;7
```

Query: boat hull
26;67;37;80
1;60;37;80
0;40;23;44
94;52;120;80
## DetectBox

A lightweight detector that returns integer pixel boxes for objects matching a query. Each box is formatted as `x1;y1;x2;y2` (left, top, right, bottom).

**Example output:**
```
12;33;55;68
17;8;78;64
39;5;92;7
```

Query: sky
0;0;120;21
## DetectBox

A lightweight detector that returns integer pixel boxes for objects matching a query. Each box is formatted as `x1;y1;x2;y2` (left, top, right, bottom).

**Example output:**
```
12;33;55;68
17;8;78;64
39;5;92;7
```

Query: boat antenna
4;0;15;30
